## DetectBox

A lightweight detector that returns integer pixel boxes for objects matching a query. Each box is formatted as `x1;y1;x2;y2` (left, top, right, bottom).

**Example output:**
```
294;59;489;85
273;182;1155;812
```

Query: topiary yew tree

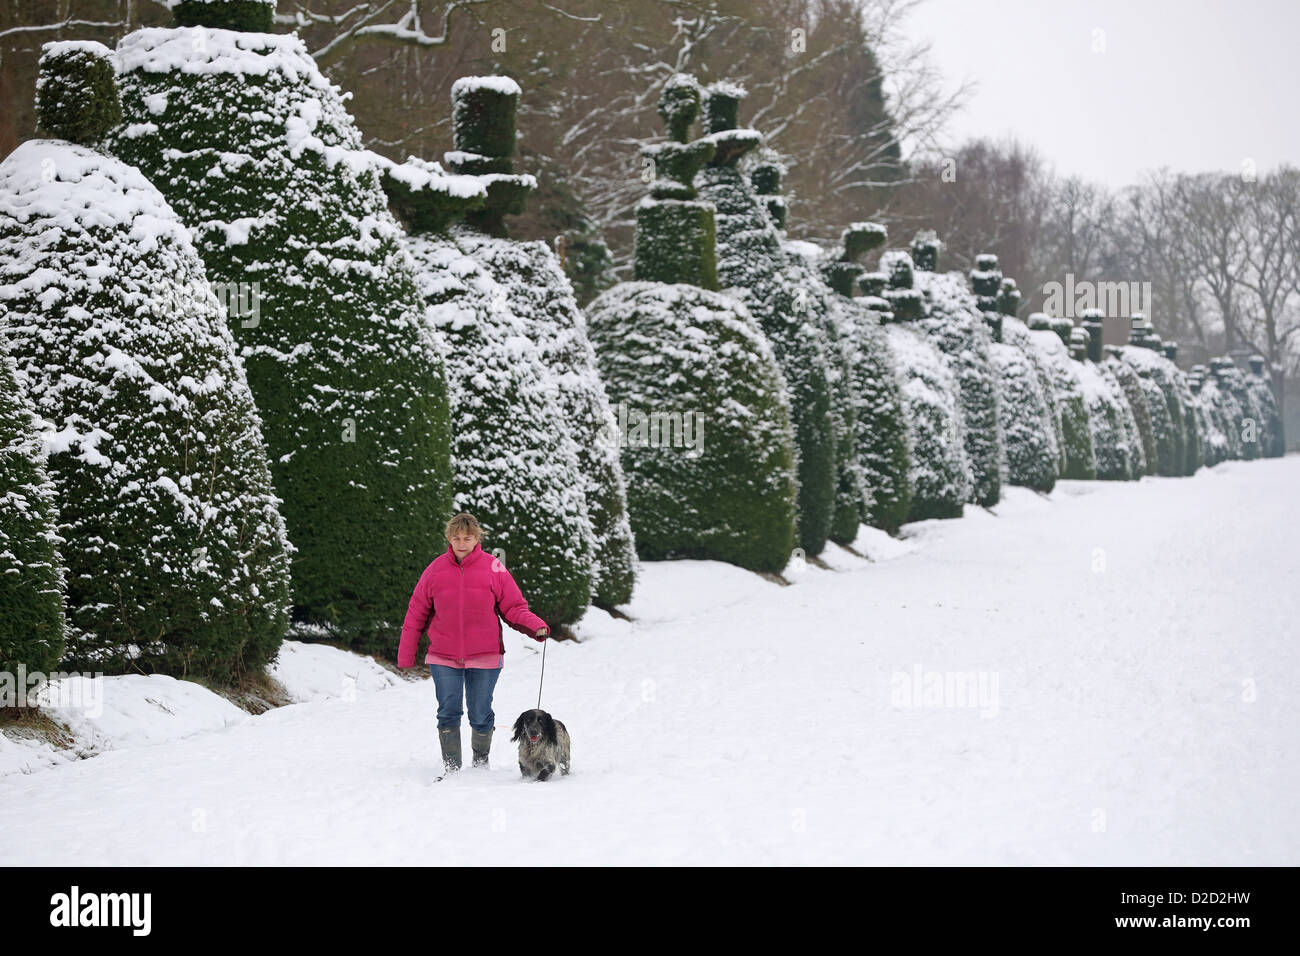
693;80;837;556
2;41;293;679
586;74;798;573
910;250;1003;507
110;7;453;654
385;156;598;628
817;222;913;533
442;75;638;610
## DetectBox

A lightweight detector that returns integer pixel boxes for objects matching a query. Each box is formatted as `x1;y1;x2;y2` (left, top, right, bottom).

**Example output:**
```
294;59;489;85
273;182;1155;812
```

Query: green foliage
887;323;968;521
990;343;1056;492
381;170;484;235
858;272;888;298
1104;353;1156;477
587;282;798;573
0;347;67;679
450;80;518;161
910;233;940;272
647;140;716;199
703;82;744;135
1031;329;1097;480
792;261;870;545
911;267;1003;508
821;261;863;297
1119;346;1189;476
658;74;702;143
634;200;718;289
997;278;1021;317
35;42;121;146
1245;362;1285;457
842;222;888;262
750;162;782;196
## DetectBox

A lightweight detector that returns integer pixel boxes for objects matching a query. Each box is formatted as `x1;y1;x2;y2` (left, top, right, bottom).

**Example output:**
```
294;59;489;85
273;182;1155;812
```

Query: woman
397;512;549;775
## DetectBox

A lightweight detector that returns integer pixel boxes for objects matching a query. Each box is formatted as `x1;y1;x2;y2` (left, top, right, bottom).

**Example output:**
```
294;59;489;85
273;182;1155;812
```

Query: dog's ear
511;712;526;743
542;711;557;746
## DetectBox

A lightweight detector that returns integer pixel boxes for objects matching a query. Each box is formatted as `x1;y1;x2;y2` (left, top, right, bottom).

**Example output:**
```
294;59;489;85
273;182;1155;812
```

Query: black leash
536;638;547;709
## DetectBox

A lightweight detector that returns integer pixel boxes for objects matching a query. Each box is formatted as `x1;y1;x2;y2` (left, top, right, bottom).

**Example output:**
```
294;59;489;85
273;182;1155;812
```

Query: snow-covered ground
2;457;1297;864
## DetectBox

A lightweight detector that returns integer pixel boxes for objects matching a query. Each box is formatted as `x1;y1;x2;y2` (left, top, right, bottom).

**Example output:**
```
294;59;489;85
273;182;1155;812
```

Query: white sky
901;0;1300;186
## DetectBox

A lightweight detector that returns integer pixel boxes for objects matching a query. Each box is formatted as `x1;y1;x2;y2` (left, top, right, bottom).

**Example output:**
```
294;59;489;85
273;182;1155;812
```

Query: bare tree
1235;166;1300;404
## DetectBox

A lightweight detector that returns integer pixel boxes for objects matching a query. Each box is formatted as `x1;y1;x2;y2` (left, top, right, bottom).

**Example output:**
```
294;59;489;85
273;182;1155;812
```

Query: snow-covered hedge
775;197;869;543
791;259;871;544
696;80;836;555
173;0;275;33
0;346;68;677
635;75;718;289
1076;359;1142;481
1214;360;1264;461
1169;365;1203;473
1189;369;1230;466
798;224;913;533
909;264;1003;506
1001;317;1066;474
832;299;914;532
110;19;453;654
587;283;798;572
454;229;640;611
0;135;292;680
439;76;638;609
1246;358;1285;458
885;319;969;521
989;342;1057;492
1103;353;1155;477
1117;345;1190;476
390;164;599;627
1029;327;1098;479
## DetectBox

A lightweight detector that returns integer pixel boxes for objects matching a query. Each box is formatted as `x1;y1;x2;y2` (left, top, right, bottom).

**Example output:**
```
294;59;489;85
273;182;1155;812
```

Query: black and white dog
511;709;571;781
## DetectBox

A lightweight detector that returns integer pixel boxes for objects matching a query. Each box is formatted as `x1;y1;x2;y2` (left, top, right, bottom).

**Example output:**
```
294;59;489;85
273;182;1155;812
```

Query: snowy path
3;458;1298;865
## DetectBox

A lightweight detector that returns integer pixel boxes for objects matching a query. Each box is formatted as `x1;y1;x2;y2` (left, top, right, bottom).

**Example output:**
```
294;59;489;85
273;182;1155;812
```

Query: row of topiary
583;72;1285;576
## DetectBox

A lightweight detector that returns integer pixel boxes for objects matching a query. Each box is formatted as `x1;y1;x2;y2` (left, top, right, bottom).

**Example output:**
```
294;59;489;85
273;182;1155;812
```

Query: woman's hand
534;627;549;642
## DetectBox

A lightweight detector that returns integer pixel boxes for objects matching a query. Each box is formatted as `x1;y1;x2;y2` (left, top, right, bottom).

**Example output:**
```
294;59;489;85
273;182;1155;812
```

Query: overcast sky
902;0;1300;187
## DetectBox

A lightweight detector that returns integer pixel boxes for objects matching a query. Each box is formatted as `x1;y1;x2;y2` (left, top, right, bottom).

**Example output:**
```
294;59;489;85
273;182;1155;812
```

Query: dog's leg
537;765;553;782
519;762;529;778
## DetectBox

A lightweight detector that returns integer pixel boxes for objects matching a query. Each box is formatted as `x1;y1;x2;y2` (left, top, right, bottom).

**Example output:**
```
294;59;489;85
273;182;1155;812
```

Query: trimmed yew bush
111;16;452;654
0;128;292;680
441;76;638;609
696;79;836;555
990;342;1057;492
587;283;798;571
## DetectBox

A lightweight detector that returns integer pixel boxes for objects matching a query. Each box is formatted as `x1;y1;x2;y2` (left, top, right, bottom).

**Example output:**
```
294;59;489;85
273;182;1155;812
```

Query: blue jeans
429;663;502;734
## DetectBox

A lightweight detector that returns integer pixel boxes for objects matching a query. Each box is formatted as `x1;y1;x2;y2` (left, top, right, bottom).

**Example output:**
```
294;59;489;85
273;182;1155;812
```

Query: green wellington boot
471;728;493;768
438;726;462;777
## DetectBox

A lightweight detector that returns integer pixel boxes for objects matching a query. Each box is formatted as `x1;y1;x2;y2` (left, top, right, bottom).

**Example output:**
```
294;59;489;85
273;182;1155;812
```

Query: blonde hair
445;512;483;540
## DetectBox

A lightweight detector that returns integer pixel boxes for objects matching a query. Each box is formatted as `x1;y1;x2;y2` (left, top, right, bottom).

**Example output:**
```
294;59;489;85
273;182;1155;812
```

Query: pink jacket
397;541;548;668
